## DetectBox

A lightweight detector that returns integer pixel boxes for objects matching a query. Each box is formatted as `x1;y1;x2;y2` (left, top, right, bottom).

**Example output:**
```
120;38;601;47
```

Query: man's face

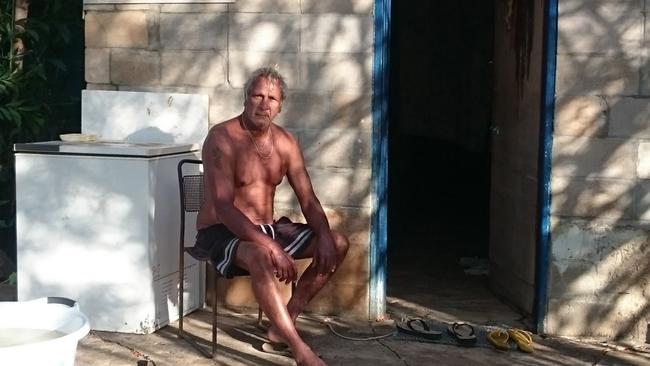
243;76;283;130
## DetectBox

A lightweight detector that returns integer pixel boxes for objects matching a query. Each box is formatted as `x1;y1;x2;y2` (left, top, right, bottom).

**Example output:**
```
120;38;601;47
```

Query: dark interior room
387;1;500;318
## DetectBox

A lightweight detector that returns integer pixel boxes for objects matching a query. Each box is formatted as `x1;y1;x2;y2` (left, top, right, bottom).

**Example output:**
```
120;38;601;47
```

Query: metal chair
177;158;271;358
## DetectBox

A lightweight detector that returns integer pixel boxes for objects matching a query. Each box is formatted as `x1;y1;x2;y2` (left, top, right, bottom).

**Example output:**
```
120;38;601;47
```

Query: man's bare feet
295;350;327;366
267;325;326;366
266;324;286;345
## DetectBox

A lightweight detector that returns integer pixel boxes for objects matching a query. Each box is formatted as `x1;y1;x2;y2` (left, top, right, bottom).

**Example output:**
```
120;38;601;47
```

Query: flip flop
507;328;534;353
261;341;292;357
487;329;510;351
396;318;442;340
447;322;477;345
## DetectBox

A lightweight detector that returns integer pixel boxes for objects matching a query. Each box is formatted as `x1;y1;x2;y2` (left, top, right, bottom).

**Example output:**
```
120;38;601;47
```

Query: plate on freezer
59;133;97;142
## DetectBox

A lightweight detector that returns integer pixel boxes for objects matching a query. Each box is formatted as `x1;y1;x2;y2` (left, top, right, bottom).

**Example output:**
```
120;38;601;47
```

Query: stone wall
83;0;374;318
549;0;650;342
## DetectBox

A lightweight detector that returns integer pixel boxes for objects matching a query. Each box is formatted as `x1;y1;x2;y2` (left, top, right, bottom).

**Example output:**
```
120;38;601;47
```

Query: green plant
0;0;83;259
0;1;48;166
0;272;16;286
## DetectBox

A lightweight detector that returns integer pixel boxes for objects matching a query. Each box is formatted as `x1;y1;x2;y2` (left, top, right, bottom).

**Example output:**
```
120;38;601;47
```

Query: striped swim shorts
189;216;314;278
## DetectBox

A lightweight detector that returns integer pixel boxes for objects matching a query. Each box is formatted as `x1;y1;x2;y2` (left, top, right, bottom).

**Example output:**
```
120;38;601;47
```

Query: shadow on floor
2;282;650;365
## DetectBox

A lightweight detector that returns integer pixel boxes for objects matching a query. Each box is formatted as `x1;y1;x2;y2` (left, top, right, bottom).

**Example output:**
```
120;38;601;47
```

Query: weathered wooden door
489;0;546;315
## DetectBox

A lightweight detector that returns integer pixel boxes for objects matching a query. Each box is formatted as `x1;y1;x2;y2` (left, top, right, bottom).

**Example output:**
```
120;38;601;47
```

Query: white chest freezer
14;140;203;334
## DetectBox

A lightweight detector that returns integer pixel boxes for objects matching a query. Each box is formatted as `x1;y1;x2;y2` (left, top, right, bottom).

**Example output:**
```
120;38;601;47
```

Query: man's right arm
203;128;297;281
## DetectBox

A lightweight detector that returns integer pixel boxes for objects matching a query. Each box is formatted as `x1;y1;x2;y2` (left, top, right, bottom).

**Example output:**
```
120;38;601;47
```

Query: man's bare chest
233;152;286;187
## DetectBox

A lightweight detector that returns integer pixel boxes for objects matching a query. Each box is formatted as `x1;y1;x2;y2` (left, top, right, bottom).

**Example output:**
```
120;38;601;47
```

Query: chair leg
177;264;215;359
211;268;217;358
257;307;263;327
178;255;185;337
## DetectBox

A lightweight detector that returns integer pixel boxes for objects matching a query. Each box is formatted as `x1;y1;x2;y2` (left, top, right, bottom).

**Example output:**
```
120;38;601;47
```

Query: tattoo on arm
211;146;223;169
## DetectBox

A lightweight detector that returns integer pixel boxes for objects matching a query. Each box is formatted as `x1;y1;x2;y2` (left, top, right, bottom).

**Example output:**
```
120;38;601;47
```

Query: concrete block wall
83;0;374;318
550;0;650;342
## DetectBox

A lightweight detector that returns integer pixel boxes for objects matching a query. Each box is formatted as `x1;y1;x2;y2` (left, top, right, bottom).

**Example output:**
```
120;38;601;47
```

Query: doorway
384;1;543;325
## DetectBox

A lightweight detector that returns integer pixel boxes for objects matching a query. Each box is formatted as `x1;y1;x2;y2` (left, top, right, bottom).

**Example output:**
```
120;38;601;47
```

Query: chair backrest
178;159;204;256
178;159;204;213
182;175;204;212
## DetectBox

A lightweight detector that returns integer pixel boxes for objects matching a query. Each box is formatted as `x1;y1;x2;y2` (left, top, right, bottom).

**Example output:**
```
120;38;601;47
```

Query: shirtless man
193;67;349;366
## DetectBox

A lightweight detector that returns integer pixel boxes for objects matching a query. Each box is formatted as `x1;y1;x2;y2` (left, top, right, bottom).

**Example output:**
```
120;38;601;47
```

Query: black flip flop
396;318;442;340
447;322;477;345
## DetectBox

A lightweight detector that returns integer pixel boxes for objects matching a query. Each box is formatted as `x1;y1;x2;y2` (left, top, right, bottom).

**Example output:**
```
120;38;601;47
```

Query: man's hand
270;249;297;284
313;233;338;276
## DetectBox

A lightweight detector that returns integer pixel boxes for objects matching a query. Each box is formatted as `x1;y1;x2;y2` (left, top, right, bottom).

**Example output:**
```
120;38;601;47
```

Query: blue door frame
369;0;391;318
535;0;558;332
369;0;558;331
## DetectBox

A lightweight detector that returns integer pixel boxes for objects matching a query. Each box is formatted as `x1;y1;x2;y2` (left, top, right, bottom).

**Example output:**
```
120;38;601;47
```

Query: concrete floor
2;268;650;366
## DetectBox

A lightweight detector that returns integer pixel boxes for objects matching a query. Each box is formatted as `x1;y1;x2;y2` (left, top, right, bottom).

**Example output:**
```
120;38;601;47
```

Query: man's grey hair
243;67;288;102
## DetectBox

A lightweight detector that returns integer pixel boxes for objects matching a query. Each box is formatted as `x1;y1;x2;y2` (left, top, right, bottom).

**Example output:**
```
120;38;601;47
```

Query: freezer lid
13;140;199;157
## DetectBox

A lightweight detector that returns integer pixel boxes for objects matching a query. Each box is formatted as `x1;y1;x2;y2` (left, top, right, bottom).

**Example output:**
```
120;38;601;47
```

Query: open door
489;1;546;315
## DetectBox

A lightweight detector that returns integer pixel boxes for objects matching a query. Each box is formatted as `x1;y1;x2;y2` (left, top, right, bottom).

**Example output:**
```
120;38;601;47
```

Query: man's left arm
285;140;338;275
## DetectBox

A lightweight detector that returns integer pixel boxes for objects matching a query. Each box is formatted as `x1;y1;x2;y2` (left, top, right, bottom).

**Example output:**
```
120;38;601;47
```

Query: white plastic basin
0;297;90;366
